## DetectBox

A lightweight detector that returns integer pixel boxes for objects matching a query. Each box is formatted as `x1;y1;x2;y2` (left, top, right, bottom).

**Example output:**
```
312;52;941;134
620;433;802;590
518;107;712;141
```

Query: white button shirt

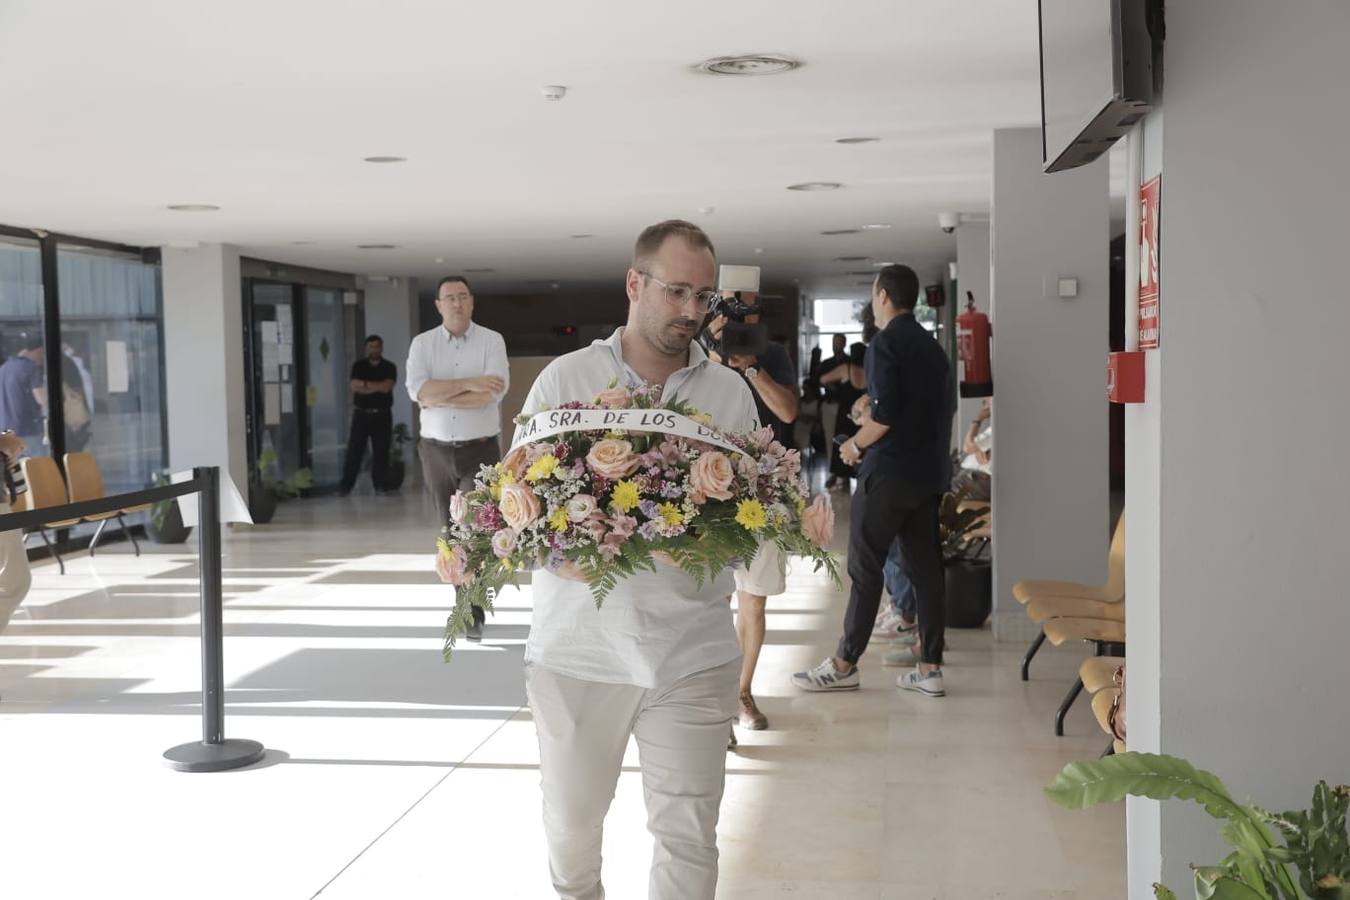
515;328;760;689
405;322;509;442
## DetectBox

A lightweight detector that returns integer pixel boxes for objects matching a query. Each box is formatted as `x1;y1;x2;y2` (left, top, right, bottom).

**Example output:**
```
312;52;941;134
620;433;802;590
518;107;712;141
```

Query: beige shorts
733;542;787;597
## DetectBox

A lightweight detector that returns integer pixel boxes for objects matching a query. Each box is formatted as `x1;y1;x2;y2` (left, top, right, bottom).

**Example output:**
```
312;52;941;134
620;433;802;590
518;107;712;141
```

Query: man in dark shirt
340;335;398;495
792;264;953;698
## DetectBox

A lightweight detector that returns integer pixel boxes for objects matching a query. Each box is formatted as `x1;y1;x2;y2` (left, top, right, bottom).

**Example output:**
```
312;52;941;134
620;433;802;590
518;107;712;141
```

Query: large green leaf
1194;868;1271;900
1046;753;1244;820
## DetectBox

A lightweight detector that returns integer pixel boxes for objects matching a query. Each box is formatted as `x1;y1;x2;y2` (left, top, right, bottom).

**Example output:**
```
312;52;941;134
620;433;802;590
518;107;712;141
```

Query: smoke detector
695;54;801;76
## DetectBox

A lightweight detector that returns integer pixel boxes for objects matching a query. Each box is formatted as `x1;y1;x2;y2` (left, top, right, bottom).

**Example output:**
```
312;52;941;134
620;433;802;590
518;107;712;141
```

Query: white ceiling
0;0;1122;301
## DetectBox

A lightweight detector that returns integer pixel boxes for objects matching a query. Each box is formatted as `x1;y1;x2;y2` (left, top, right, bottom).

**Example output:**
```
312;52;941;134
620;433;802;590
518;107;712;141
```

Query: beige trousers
525;659;740;900
0;499;31;633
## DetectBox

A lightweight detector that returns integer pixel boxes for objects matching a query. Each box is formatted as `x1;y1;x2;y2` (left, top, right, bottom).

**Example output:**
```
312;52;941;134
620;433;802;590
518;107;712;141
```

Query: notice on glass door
264;383;282;425
105;340;130;393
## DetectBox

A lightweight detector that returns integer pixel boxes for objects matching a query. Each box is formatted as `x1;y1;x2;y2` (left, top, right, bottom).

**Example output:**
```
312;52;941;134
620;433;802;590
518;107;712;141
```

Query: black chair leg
1022;630;1046;681
1055;677;1085;737
118;514;141;557
37;528;65;575
89;519;109;556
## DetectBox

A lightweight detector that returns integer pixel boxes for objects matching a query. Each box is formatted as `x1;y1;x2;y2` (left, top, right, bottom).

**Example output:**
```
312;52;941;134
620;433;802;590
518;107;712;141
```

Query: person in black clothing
792;264;953;698
340;335;398;495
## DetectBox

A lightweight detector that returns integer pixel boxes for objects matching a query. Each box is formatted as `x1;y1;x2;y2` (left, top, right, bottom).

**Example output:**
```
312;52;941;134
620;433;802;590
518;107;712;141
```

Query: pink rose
436;544;472;586
491;528;518;558
594;387;632;409
498;481;542;533
801;494;835;548
586;439;641;480
449;492;469;525
690;451;735;501
501;445;530;479
565;494;598;522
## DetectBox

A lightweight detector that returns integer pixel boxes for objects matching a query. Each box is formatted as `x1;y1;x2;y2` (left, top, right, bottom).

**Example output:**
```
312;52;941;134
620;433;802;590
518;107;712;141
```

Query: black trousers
837;471;946;666
341;410;393;492
420;436;501;627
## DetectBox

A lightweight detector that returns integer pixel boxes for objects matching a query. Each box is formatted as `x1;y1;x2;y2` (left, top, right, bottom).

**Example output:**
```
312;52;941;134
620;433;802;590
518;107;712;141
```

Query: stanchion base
163;739;266;773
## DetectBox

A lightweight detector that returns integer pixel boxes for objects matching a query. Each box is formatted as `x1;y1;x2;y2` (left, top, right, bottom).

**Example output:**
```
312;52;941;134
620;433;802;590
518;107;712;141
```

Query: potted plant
385;423;411;491
248;449;314;525
146;473;192;544
940;481;992;628
1047;752;1349;899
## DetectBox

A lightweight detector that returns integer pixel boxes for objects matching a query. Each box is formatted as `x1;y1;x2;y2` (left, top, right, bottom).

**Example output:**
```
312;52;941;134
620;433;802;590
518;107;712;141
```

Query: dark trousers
341;410;393;492
420;435;501;627
838;471;946;666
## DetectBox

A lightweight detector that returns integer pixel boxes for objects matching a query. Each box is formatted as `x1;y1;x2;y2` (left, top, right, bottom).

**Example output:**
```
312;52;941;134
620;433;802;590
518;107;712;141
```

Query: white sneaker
896;665;945;698
791;657;860;692
872;607;905;639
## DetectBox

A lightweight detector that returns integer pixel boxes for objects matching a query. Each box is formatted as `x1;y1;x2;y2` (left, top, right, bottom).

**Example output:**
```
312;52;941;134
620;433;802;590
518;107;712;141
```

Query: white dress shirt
405;322;509;442
515;327;760;689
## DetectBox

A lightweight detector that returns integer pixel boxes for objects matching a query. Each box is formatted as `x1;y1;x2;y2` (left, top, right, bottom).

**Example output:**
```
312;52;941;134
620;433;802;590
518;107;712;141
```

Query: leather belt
422;435;497;449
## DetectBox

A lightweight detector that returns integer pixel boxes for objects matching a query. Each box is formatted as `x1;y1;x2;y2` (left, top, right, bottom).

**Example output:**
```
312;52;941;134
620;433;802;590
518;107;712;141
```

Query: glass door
246;281;303;484
302;287;347;487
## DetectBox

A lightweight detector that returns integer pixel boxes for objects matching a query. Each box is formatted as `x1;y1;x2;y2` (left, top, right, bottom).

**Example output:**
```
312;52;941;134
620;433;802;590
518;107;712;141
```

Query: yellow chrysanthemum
548;506;569;532
658;502;683;529
526;454;559;482
490;470;515;500
735;499;768;531
611;479;641;513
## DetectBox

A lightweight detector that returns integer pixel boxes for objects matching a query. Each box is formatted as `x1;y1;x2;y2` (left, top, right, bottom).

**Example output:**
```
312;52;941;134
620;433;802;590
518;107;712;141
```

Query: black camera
698;265;768;359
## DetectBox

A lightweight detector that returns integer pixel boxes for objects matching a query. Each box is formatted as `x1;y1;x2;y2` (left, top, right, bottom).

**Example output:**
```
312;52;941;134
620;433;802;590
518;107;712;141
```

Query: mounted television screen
1039;0;1153;173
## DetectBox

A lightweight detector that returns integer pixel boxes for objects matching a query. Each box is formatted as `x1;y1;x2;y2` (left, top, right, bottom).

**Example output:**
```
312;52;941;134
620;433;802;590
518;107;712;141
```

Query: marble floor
0;489;1124;899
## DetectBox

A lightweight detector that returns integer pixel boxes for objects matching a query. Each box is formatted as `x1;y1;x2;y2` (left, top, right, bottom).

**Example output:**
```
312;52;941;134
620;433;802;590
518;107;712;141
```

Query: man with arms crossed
409;275;509;642
472;220;757;899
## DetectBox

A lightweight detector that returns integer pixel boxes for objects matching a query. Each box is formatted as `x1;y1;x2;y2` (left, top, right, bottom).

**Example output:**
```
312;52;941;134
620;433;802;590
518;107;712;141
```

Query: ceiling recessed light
836;136;880;145
787;182;842;192
363;156;407;163
872;261;898;267
166;204;220;212
464;267;496;273
847;270;877;276
357;244;397;250
290;240;315;246
821;228;860;236
569;233;595;239
836;255;869;262
698;206;716;215
753;248;765;255
434;257;445;264
695;54;802;76
860;223;892;230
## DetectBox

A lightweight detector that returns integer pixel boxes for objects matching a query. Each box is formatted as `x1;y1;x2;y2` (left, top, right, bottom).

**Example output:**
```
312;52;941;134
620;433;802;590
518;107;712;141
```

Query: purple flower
638;520;662;541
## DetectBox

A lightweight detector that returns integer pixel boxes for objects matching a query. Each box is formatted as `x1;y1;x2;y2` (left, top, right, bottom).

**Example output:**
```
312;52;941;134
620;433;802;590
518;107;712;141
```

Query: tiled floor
0;490;1123;899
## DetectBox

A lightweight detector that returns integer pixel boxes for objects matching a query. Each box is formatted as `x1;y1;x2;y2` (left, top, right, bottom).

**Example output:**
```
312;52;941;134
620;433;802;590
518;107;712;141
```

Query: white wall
1126;3;1350;895
955;222;991;444
989;128;1109;641
161;244;248;496
359;277;418;437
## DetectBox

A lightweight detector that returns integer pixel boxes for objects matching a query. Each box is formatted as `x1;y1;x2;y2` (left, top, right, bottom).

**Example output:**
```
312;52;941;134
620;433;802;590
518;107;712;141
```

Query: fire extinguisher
957;291;993;398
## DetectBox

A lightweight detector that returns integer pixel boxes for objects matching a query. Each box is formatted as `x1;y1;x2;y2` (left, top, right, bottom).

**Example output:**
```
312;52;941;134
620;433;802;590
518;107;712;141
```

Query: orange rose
501;444;530;479
690;451;735;501
586;438;641;480
498;481;542;533
801;494;835;548
594;387;632;409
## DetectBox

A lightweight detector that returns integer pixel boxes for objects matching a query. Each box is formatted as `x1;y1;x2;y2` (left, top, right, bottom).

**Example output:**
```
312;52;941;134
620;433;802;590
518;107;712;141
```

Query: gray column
955;222;991;439
989;127;1109;642
161;245;249;497
1125;2;1350;895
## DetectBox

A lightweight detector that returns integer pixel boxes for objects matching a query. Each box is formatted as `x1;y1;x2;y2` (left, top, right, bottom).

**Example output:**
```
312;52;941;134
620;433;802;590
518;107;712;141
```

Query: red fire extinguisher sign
1138;175;1161;350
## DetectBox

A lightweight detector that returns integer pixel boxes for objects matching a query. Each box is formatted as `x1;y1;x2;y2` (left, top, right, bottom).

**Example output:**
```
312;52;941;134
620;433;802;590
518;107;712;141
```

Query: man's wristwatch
743;366;759;382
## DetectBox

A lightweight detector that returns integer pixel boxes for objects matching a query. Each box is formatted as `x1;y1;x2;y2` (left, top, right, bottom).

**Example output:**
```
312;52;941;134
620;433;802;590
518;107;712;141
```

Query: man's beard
649;315;700;355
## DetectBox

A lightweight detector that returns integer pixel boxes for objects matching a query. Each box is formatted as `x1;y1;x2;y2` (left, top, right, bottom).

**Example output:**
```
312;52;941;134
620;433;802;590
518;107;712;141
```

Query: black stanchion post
163;466;265;772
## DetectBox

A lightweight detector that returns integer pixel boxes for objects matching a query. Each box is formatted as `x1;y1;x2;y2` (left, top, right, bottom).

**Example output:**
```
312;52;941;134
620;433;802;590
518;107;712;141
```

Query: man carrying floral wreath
508;220;757;900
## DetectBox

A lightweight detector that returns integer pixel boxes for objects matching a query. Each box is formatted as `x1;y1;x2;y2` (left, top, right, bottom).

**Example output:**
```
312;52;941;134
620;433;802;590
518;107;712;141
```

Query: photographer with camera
702;267;799;738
